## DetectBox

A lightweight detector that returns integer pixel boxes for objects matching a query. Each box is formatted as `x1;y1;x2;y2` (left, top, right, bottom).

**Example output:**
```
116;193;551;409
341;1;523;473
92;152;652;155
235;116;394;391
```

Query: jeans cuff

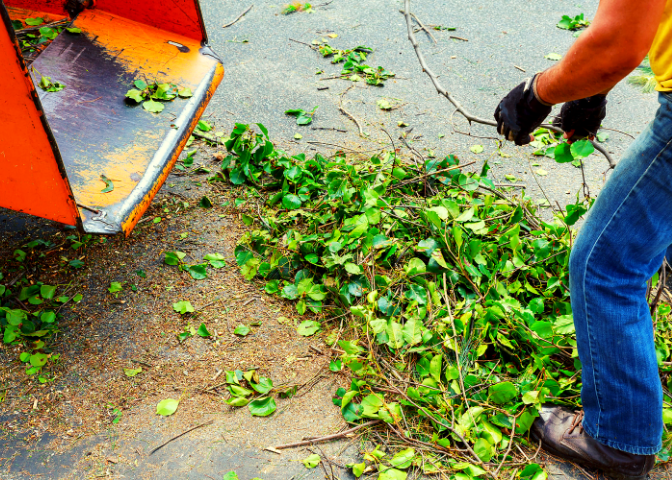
583;423;662;456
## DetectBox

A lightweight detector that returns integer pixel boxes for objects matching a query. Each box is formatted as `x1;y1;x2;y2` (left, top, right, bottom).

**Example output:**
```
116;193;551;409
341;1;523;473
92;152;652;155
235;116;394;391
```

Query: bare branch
402;0;616;170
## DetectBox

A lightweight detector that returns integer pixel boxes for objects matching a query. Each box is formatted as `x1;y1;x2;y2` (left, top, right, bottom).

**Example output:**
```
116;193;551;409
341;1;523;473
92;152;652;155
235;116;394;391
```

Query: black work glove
552;94;607;142
494;75;553;146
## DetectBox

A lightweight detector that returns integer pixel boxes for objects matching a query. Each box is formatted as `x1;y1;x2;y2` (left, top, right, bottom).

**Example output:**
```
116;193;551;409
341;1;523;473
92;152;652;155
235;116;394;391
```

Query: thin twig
311;126;347;133
403;1;494;126
222;5;254;28
339;85;367;138
393;161;477;189
149;420;214;455
410;11;438;43
272;420;381;450
494;413;520;477
289;37;317;50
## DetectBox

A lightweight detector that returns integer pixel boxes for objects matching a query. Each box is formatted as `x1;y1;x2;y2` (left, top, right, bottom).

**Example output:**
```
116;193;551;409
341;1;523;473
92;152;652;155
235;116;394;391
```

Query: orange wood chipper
0;0;224;235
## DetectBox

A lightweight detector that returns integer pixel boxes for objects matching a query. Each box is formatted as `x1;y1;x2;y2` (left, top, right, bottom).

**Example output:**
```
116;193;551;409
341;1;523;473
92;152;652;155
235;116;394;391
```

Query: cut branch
402;0;615;170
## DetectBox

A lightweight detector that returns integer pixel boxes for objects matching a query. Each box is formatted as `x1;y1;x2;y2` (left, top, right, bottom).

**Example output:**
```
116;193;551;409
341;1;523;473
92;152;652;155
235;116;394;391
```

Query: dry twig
339;85;368;138
222;5;254;28
272;420;381;450
149;420;214;455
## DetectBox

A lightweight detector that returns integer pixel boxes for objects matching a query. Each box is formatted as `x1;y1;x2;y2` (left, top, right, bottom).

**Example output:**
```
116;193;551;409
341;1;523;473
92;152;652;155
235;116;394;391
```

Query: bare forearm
536;0;666;104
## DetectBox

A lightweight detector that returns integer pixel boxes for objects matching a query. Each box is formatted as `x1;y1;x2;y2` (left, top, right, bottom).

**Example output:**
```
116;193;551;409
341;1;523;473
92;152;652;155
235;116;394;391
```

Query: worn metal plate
29;8;223;234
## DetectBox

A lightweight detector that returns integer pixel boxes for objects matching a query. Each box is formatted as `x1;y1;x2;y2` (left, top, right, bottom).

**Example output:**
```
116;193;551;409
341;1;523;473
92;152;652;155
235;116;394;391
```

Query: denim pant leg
569;92;672;455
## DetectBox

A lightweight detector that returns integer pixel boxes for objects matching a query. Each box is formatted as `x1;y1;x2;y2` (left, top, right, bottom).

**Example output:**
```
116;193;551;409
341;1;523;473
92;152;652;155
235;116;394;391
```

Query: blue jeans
569;92;672;455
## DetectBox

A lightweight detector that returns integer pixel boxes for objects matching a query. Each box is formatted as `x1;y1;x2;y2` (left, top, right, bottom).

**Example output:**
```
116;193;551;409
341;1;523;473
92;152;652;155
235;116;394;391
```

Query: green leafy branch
556;13;591;31
125;79;193;114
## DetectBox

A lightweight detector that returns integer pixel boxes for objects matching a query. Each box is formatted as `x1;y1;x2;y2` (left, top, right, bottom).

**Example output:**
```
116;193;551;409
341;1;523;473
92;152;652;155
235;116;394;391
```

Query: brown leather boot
530;406;655;480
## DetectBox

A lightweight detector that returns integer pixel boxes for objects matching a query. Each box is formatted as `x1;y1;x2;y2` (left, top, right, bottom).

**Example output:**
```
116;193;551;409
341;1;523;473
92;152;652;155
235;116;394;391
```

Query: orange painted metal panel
4;0;68;16
95;0;204;41
29;8;223;234
0;4;80;226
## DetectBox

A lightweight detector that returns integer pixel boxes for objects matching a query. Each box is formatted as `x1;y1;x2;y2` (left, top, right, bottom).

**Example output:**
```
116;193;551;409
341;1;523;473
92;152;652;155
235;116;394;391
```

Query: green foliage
223;368;276;415
557;13;591;30
156;398;179;416
285;106;319;125
34;69;65;92
628;58;657;93
125;79;193;114
216;122;626;476
315;42;394;85
282;1;312;14
1;279;80;378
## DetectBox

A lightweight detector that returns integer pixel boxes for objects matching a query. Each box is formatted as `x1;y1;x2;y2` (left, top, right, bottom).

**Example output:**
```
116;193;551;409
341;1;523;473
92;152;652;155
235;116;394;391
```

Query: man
495;0;672;478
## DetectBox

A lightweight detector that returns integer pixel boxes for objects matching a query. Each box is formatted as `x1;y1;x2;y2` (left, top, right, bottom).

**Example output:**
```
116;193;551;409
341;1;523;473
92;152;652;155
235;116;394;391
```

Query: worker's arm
536;0;666;103
494;0;666;145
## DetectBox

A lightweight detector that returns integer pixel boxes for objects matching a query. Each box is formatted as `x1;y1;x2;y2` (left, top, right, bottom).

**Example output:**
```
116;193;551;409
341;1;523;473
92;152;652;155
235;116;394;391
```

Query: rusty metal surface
28;8;223;235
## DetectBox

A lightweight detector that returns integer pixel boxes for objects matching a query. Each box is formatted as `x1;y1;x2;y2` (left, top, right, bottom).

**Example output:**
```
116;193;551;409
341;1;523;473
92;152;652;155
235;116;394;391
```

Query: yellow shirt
650;1;672;91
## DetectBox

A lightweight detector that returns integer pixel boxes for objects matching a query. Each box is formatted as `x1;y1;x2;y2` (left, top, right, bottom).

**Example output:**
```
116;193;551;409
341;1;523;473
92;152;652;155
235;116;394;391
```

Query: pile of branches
213;122;672;478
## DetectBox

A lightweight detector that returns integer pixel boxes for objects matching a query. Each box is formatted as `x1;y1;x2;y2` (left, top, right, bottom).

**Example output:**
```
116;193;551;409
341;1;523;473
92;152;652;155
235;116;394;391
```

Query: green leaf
297;320;321;336
124;367;142;377
470;145;484;154
251;377;274;394
554;143;574;163
178;87;193;98
197;323;212;337
378;469;407;480
302;454;321;468
554;315;576;334
187;264;208;279
488;382;517;404
204;253;226;268
25;17;44;26
143;99;165;113
222;472;240;480
234;324;250;336
200;196;213;208
125;89;145;103
377;99;392;110
40;285;56;300
30;353;47;367
519;463;548;480
198;120;212;131
108;282;123;293
156;398;179;416
134;79;148;90
474;437;493;462
165;251;186;265
248;397;277;416
282;194;302;209
389;448;415;469
173;300;194;314
570;139;595;159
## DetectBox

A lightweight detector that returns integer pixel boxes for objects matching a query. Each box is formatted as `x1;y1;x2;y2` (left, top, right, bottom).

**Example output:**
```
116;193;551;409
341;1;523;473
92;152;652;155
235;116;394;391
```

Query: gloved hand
552;94;607;142
494;74;553;146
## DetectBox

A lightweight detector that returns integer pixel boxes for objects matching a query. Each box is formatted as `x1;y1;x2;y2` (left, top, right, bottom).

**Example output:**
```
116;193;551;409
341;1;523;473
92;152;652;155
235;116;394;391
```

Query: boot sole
530;431;649;480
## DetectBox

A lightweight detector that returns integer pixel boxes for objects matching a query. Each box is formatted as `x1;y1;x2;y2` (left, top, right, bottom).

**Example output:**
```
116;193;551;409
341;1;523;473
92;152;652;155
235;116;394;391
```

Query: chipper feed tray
0;0;224;234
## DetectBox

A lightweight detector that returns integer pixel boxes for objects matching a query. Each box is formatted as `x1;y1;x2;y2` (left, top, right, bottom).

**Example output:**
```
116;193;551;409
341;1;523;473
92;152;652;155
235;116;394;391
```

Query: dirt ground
0;155;361;479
